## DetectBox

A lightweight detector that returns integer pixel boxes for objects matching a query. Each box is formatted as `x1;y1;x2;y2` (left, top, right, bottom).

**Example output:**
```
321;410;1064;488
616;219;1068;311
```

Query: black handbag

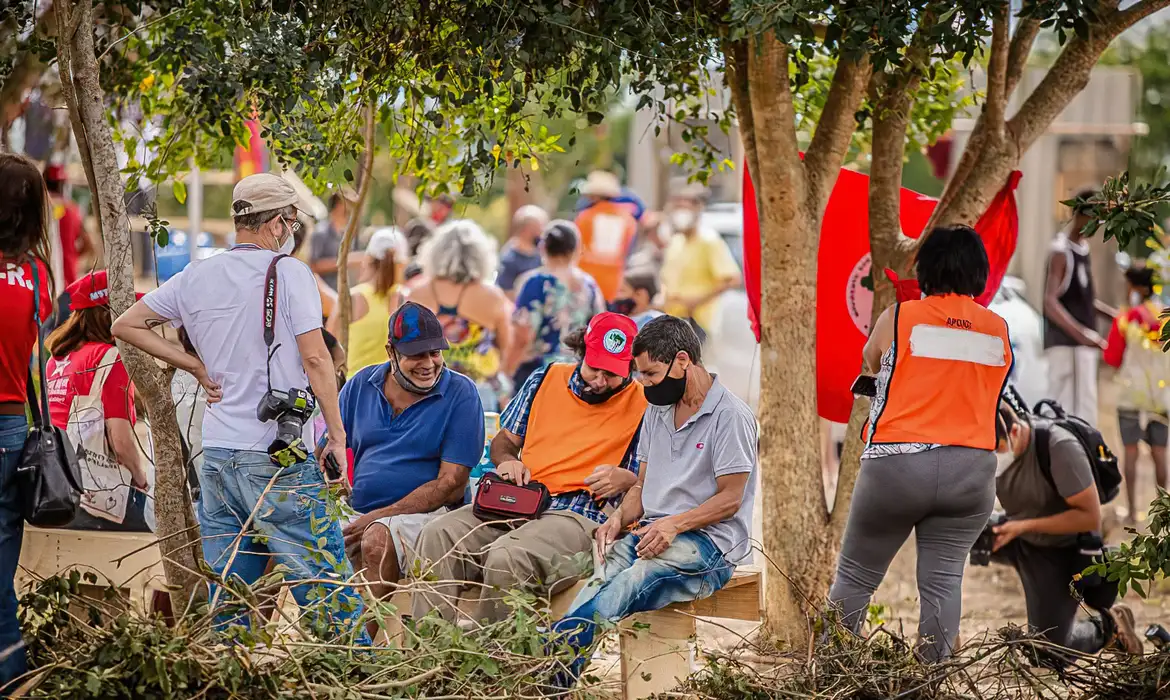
17;264;82;527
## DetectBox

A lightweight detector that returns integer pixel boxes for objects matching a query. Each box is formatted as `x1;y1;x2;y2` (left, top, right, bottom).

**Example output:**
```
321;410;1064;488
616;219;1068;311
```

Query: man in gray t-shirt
990;404;1141;658
553;315;757;687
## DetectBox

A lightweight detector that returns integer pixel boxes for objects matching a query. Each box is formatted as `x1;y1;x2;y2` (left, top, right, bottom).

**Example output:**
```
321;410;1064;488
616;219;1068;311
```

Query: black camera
970;511;1008;566
256;388;316;466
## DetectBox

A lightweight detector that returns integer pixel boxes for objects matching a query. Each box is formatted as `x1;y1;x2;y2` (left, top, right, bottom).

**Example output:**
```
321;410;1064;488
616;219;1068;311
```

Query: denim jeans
199;448;366;642
552;528;732;684
0;415;28;695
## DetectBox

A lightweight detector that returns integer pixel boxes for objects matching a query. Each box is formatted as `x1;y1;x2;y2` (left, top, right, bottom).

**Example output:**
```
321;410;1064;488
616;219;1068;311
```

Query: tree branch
724;38;759;190
984;7;1010;130
1112;0;1170;32
869;76;921;273
804;55;871;213
1009;1;1169;154
1005;17;1042;98
336;101;377;353
744;32;803;207
58;0;204;610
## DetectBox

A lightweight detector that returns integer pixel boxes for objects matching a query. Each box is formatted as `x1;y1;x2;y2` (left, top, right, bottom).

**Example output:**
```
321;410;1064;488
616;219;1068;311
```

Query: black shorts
1118;409;1169;447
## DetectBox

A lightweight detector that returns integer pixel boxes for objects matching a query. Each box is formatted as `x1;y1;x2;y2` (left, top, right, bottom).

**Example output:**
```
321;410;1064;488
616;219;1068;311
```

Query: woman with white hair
406;220;513;410
327;227;408;376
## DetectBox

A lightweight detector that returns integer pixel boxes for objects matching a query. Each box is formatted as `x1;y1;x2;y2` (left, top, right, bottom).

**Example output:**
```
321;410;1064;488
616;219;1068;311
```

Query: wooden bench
380;567;760;700
16;527;167;614
587;567;760;700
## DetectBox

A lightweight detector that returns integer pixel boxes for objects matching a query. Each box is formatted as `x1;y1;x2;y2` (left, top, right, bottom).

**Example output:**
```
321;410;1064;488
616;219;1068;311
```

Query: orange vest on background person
868;294;1012;451
576;200;638;300
521;363;646;494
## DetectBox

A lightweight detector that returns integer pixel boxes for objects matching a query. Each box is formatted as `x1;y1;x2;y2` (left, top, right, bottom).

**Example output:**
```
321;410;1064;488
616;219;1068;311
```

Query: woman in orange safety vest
828;224;1013;662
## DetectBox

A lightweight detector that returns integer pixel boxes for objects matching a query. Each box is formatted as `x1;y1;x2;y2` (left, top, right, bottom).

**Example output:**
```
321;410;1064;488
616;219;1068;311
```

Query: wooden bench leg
619;610;696;700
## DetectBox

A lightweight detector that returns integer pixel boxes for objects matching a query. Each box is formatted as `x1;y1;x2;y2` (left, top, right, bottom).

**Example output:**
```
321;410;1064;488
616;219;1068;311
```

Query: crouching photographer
113;174;364;639
974;399;1141;659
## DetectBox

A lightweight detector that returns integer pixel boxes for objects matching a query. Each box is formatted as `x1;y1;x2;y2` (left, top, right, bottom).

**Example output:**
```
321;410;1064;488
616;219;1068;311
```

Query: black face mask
575;363;631;405
644;358;687;406
608;298;636;316
391;352;444;395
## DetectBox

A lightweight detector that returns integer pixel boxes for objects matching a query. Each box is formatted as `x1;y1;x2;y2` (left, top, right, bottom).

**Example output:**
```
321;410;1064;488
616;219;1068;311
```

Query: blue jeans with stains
199;448;367;642
552;527;733;684
0;416;27;695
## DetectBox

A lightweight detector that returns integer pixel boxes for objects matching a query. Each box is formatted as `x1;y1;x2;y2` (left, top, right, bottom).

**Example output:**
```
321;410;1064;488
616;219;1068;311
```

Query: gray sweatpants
828;446;996;661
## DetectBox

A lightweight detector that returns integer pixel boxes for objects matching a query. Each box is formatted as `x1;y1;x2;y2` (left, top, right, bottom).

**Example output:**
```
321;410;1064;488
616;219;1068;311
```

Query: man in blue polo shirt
336;302;485;604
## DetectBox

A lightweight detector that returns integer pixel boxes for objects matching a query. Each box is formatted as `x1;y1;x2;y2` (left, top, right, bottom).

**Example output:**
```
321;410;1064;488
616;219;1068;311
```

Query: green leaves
1092;488;1170;598
1065;171;1168;249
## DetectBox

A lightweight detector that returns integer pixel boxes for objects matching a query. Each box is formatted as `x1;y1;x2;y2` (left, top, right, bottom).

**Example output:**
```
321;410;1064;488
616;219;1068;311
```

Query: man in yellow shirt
660;185;742;335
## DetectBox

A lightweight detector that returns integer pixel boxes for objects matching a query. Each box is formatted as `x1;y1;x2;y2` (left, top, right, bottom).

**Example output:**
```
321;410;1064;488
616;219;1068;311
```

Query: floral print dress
513;267;605;387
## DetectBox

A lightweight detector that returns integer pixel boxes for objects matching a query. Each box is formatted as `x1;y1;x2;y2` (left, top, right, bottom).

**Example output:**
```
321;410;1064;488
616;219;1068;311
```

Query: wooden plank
17;527;166;614
620;610;696;700
669;577;760;621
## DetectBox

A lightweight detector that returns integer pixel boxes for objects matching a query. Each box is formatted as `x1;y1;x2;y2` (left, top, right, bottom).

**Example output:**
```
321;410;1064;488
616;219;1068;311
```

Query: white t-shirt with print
144;247;323;451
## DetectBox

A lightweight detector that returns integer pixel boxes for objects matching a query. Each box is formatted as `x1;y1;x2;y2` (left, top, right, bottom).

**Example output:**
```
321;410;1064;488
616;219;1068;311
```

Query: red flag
742;167;1021;423
234;120;268;179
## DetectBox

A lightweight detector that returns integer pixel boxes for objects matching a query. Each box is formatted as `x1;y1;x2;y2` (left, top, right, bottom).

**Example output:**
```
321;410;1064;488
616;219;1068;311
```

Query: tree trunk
336;102;376;352
727;34;829;648
727;31;873;646
56;0;204;611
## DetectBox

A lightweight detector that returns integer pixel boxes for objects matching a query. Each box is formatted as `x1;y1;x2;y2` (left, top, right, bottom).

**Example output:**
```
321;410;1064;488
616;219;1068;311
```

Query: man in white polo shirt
552;314;758;685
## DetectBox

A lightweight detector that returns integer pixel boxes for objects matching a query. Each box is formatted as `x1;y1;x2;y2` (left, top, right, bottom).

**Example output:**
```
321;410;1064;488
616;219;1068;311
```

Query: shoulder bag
18;262;83;527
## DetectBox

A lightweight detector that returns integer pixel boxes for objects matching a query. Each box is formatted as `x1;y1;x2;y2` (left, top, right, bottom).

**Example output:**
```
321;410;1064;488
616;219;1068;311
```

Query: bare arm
489;428;524;467
661;472;749;534
106;418;146;488
1017;485;1100;536
612;468;646;529
296;329;345;444
311;258;339;276
503;319;532;377
1094;298;1119;320
632;472;750;559
362;462;467;520
994;484;1101;551
493;293;515;366
862;306;895;374
1043;251;1099;346
112;301;221;401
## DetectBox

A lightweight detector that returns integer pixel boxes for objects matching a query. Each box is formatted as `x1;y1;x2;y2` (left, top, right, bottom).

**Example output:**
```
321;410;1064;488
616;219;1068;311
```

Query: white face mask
669;209;697;233
278;219;296;255
1129;291;1143;307
995;450;1016;476
995;434;1017;476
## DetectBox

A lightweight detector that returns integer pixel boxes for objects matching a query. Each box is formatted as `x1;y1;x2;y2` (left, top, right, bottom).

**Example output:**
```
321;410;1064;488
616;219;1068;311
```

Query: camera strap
262;254;291;392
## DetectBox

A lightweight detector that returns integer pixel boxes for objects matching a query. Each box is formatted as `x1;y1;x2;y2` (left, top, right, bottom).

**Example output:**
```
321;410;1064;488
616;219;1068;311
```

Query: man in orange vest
412;312;647;622
575;171;639;301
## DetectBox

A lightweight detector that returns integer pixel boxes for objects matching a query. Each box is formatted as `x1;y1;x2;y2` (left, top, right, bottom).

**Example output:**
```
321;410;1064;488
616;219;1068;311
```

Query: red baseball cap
67;271;143;311
584;312;638;378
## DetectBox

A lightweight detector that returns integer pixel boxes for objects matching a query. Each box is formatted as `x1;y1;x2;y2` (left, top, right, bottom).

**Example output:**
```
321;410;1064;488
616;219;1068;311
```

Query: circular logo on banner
603;329;628;354
846;253;875;335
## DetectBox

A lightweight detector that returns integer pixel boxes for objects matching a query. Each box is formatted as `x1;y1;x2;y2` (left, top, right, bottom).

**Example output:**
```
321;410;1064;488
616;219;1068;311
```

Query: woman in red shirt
0;153;55;689
46;270;149;531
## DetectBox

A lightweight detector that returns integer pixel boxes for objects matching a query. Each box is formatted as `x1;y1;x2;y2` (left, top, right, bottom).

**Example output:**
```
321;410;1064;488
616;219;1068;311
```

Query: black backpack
1032;399;1121;504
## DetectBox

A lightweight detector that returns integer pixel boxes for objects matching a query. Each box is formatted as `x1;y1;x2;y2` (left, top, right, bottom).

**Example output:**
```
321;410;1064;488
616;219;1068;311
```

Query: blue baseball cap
388;302;449;356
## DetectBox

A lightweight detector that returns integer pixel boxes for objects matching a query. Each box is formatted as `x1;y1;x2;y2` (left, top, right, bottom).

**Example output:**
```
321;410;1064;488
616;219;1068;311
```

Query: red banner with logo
742;167;1021;423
